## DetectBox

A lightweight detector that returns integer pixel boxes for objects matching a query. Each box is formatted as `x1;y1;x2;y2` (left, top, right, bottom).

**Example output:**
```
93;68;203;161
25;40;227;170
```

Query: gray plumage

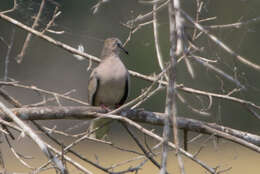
88;37;129;139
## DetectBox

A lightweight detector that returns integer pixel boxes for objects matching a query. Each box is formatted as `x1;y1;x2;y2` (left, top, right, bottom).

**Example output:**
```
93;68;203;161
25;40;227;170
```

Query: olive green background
0;0;260;173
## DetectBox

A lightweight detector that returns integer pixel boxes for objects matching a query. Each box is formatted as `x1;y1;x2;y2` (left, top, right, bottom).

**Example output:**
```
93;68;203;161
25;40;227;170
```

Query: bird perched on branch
88;37;129;139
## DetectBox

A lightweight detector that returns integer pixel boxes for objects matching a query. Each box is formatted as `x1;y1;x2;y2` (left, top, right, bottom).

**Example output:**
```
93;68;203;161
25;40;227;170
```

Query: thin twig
108;67;168;115
4;135;35;169
44;141;93;174
153;3;168;81
131;85;163;109
178;85;260;111
0;102;68;174
121;123;162;170
1;0;17;14
90;112;216;174
0;87;21;139
174;0;184;55
190;54;245;89
130;0;169;24
16;0;46;63
0;12;165;89
0;82;89;106
32;121;112;174
180;8;260;71
25;89;76;107
41;7;61;34
4;28;15;81
164;1;185;174
0;88;22;108
208;16;260;29
92;0;108;14
122;20;154;46
1;12;260;114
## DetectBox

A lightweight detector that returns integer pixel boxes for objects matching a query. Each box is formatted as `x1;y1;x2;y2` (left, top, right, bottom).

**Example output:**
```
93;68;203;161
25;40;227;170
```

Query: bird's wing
118;73;130;106
88;70;111;140
88;71;100;106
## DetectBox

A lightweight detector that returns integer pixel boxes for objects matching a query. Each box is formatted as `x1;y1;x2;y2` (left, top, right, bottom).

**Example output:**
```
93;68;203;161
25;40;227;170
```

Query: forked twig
0;102;68;174
16;0;46;63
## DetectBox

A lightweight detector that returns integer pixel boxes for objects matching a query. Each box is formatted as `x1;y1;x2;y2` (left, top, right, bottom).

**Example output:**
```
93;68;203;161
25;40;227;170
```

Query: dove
88;37;129;139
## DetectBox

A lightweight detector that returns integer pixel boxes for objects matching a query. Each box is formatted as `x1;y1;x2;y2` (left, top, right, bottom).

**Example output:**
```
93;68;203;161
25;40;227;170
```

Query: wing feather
88;71;100;105
118;74;129;106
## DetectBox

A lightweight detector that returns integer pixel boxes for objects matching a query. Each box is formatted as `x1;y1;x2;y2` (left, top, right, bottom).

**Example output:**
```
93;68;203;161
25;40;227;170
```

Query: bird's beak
117;43;129;55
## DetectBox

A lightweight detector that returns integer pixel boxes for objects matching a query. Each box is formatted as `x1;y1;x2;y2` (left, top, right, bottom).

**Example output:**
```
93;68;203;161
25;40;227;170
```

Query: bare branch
90;112;216;173
160;2;173;173
3;28;15;81
16;0;46;63
173;0;184;56
92;0;109;14
131;0;169;24
2;105;260;172
1;2;259;173
121;123;162;170
1;106;259;148
0;102;68;174
1;80;260;121
190;54;245;89
0;12;166;89
1;0;17;14
178;85;260;114
208;16;260;29
153;3;168;81
4;135;35;169
109;67;167;115
179;8;260;71
32;121;105;174
0;81;89;106
42;140;93;174
0;88;22;108
41;7;61;34
164;1;185;174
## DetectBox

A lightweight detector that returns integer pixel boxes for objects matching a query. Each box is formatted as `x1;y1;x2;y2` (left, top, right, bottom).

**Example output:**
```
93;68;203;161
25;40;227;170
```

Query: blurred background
0;0;260;173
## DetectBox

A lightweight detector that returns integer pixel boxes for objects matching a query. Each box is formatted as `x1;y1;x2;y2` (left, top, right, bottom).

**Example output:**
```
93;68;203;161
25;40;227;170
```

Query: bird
88;37;129;139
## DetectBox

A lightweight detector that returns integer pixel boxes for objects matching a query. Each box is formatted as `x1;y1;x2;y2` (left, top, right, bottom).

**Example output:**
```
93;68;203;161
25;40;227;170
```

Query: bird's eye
117;42;128;55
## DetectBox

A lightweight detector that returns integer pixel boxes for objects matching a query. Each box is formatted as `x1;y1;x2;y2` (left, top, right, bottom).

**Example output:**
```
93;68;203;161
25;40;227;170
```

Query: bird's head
101;38;128;58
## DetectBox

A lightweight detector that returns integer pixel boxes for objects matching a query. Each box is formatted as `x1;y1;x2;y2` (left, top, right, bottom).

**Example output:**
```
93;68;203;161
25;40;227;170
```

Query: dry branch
16;0;46;63
0;12;165;86
131;0;169;24
1;13;260;118
167;1;185;174
179;8;260;71
0;106;259;148
0;102;68;174
1;1;260;174
153;3;167;81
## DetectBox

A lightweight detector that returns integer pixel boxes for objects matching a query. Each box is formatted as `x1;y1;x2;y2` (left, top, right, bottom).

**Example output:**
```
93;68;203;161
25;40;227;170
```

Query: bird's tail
89;118;113;140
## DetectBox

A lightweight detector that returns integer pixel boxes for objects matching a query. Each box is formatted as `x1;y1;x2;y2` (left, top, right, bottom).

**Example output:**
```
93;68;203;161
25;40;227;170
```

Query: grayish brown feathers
88;37;129;139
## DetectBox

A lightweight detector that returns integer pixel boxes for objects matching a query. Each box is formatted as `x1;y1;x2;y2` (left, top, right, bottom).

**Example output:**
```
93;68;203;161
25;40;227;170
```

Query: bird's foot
100;104;111;112
115;104;121;109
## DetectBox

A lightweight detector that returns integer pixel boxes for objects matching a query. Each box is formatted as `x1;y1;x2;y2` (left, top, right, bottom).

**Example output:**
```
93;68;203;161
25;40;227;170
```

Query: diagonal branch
16;0;46;63
153;2;168;81
1;13;259;115
0;12;165;86
0;102;68;174
121;123;162;170
179;8;260;71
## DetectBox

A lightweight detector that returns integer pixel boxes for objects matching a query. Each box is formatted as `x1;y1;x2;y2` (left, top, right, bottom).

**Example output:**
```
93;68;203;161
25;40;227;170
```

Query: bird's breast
94;58;128;106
